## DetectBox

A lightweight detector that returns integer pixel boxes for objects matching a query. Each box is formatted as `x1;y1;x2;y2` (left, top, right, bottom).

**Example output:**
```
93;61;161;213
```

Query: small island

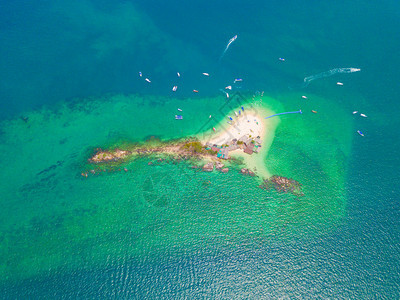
85;106;303;196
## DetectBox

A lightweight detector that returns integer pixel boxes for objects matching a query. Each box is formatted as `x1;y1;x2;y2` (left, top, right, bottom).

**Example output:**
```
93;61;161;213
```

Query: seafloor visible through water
1;0;399;298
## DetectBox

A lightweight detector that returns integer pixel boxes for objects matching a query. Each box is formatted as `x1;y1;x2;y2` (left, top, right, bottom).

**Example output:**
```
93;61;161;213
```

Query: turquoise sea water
1;0;400;298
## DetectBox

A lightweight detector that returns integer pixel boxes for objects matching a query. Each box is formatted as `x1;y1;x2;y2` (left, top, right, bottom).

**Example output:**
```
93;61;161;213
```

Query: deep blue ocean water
1;0;399;298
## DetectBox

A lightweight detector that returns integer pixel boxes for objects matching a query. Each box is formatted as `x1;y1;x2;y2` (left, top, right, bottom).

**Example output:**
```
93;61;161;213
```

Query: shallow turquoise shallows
0;0;399;298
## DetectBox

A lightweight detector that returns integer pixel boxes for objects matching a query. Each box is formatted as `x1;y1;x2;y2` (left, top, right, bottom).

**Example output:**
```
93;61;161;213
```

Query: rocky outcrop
240;168;255;176
221;168;229;173
215;162;224;169
89;148;131;163
202;162;214;172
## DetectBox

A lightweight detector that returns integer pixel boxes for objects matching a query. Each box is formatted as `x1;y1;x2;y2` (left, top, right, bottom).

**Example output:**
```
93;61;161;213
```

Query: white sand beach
206;111;265;145
200;106;280;179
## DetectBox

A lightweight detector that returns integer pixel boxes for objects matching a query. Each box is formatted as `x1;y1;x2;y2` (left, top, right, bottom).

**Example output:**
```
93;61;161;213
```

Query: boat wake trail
264;110;302;120
219;35;237;62
302;67;361;87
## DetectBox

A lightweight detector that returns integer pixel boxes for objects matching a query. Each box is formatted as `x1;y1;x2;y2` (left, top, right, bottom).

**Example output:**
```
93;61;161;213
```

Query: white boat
337;82;343;86
172;86;178;92
202;72;210;76
178;108;182;111
177;72;181;77
360;114;367;118
302;95;307;99
225;85;232;90
145;78;151;83
209;115;212;119
352;111;358;114
357;130;364;136
234;111;238;117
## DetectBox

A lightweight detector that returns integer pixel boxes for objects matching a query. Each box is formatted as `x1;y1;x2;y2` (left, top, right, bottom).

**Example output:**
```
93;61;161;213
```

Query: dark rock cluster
240;168;255;176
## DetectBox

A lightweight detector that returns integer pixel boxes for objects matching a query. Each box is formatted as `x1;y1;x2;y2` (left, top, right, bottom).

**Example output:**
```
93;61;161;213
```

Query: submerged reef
259;175;303;197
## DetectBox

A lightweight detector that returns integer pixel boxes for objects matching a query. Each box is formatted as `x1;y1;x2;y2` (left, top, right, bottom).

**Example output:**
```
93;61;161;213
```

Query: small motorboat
360;113;367;118
302;95;307;99
177;108;182;111
279;57;285;61
175;115;183;120
336;82;343;86
352;111;358;114
239;110;241;115
202;72;210;76
234;111;238;117
234;78;243;83
225;85;232;90
145;78;151;83
241;106;244;111
357;130;364;136
213;127;216;132
229;117;233;121
209;115;212;119
177;72;181;77
311;110;318;114
172;86;178;92
193;90;199;93
139;72;142;77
